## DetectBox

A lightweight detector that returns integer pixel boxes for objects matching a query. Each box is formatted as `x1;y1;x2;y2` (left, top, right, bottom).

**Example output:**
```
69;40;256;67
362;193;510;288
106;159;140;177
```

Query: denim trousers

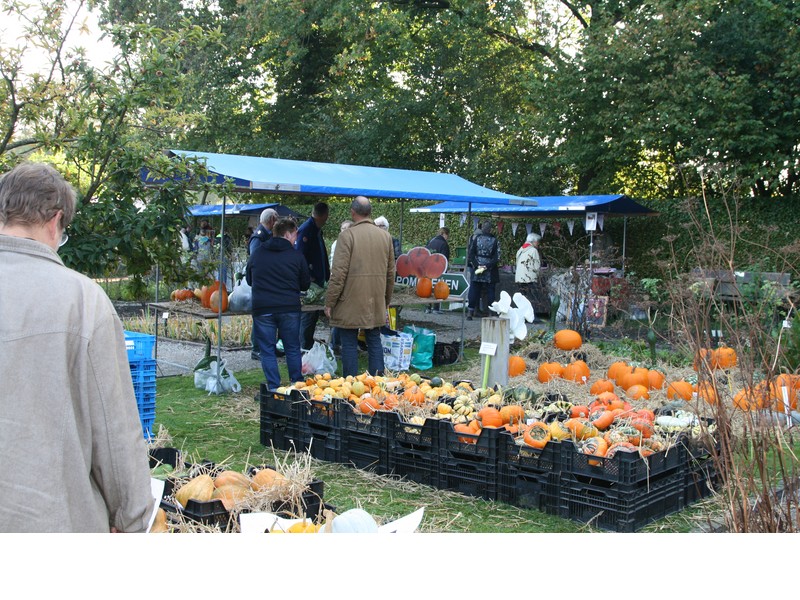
253;311;303;390
300;309;321;351
468;281;496;311
339;327;384;377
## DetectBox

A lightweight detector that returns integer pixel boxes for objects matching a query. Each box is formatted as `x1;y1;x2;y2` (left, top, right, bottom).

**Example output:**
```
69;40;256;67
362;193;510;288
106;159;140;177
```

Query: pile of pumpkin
170;280;229;312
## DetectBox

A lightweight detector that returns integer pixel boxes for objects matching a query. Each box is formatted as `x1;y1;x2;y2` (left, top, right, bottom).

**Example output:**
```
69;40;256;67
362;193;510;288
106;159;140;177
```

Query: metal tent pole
215;195;227;390
458;202;472;362
622;216;628;277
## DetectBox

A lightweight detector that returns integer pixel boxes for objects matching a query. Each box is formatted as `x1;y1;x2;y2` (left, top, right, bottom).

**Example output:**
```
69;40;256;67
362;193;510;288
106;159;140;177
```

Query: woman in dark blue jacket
246;218;311;390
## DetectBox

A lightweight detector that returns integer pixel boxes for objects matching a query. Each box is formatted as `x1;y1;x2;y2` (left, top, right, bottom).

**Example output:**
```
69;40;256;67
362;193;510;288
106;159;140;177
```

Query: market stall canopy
188;203;304;219
410;194;657;217
145;150;535;205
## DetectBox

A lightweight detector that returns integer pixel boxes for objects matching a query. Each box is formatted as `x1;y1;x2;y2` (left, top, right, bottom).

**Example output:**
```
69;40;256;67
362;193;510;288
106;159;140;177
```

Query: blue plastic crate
129;359;157;382
141;417;155;439
124;331;155;362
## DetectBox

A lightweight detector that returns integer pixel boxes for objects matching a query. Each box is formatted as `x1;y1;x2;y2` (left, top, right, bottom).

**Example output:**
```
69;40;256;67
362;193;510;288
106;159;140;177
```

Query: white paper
146;478;165;533
479;342;498;356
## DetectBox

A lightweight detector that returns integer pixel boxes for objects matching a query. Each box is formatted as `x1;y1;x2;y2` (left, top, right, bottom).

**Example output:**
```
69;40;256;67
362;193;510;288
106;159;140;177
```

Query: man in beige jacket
325;196;395;377
0;162;154;532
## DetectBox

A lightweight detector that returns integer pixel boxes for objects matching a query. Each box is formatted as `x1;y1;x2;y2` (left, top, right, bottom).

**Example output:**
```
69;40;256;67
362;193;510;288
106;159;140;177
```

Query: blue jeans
300;310;321;351
253;312;303;390
468;281;496;312
339;327;384;377
330;326;341;347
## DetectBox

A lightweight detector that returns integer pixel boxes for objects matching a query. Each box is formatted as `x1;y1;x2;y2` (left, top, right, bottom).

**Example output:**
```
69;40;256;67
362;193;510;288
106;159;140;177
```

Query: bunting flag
496;221;504;234
567;220;575;235
511;222;519;235
439;213;446;228
597;214;605;231
472;216;479;230
553;222;561;235
539;222;546;236
525;223;533;235
460;213;467;226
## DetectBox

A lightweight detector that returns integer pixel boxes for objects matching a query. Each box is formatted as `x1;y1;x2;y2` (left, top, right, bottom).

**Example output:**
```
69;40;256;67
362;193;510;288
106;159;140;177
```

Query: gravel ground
151;305;547;378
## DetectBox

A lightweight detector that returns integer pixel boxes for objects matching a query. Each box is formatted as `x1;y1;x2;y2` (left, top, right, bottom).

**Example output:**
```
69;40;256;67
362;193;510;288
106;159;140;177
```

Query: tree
1;0;225;291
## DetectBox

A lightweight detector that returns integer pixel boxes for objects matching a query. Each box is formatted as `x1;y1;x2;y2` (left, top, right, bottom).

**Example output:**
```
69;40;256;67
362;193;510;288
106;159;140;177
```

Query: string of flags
444;214;605;236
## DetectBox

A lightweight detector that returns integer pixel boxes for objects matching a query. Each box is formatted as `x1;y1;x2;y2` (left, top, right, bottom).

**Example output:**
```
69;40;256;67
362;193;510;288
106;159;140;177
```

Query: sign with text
395;272;469;298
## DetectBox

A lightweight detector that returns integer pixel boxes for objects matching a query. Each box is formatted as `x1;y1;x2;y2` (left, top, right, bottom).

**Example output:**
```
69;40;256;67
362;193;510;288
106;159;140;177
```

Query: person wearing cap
0;162;154;532
295;202;330;351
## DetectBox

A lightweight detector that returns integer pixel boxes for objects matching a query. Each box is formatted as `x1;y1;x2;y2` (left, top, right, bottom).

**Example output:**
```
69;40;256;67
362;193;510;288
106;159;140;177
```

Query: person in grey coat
0;162;154;532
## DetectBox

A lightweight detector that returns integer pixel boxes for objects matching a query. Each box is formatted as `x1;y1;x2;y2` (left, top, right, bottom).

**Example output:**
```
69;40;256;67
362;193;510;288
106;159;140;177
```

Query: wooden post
481;317;509;389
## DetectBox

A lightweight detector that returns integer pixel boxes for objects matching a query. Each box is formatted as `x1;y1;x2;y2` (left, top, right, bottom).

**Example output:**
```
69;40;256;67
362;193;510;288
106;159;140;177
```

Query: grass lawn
150;348;722;533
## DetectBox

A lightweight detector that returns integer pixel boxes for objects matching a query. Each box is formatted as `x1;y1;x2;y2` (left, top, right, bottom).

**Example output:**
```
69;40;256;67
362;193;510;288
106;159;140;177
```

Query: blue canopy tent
149;150;536;205
188;202;304;219
143;150;534;366
410;194;658;275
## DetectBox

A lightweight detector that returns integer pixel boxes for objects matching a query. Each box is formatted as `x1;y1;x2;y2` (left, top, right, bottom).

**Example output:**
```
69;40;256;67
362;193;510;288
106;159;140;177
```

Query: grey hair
374;215;389;230
0;162;76;228
259;208;278;226
526;233;541;243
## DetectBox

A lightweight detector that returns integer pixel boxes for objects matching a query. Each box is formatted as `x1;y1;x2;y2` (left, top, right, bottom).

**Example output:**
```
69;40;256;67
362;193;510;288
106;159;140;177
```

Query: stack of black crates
258;384;719;532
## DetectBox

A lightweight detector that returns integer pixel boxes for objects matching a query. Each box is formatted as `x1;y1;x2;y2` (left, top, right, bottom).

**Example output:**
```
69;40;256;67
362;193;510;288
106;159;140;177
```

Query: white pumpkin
331;509;379;533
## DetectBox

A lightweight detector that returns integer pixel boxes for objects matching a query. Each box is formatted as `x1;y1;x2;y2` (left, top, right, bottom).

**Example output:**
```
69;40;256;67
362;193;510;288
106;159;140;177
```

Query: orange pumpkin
454;422;477;444
416;277;433;298
619;367;649;391
209;285;229;313
522;422;551;449
537;362;564;383
554;329;582;351
433;279;450;300
667;380;694;401
359;396;381;415
606;360;629;383
508;356;526;377
499;404;526;425
562;360;591;384
589;379;615;395
713;346;738;369
696;381;718;405
626;384;650;400
646;369;666;390
476;406;503;428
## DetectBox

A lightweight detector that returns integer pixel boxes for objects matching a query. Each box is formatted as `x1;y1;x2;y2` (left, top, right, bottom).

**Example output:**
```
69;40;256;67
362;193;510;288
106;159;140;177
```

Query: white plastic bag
227;276;252;313
301;341;337;376
381;331;413;372
194;360;242;395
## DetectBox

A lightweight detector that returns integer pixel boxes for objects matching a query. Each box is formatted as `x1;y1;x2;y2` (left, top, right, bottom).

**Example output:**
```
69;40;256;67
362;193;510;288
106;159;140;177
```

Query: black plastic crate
298;421;343;464
260;414;303;451
684;456;720;504
387;444;439;487
438;457;516;502
439;421;514;465
341;430;389;474
295;393;339;428
563;440;687;487
149;447;181;470
515;470;561;513
386;412;440;452
259;385;298;419
505;439;564;475
339;405;391;437
557;471;686;532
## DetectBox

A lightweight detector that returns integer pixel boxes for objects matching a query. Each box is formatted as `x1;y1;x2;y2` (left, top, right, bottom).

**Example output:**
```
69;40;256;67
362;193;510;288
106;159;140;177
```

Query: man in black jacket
246;218;311;390
425;227;450;314
466;221;500;320
248;207;278;360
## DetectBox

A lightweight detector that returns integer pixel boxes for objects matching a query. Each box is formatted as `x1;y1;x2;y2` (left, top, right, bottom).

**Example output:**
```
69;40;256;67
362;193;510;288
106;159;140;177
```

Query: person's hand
324;306;331;318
